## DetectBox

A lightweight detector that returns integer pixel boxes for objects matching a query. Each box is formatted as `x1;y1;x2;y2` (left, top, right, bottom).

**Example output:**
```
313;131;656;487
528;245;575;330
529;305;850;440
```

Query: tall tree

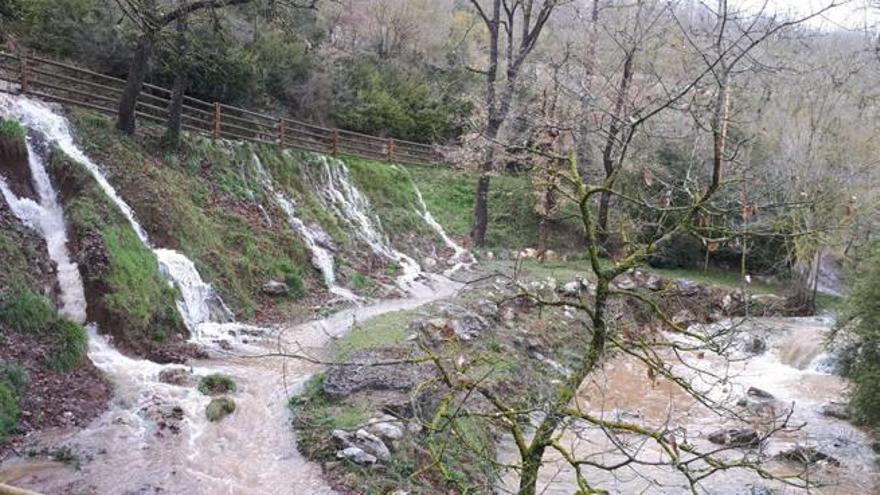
467;0;563;246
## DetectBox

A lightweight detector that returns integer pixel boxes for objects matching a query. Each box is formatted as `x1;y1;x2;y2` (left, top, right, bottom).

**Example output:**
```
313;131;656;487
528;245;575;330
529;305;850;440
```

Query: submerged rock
205;397;236;422
777;445;841;467
707;427;760;447
158;367;193;387
741;335;768;355
818;402;850;420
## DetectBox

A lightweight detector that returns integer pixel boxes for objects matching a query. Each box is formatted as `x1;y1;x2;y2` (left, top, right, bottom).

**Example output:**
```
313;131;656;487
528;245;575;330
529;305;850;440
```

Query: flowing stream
497;316;879;494
0;93;468;493
303;154;427;293
251;153;360;302
413;184;473;276
0;139;86;324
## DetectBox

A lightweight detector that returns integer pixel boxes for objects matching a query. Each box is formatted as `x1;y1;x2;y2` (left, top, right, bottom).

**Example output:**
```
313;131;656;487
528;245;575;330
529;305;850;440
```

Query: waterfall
305;154;425;291
0;140;87;323
251;154;360;302
413;184;474;275
0;94;236;340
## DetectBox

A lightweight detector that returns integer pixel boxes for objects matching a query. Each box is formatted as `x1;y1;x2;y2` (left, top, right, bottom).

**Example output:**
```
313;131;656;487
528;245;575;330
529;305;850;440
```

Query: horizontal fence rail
0;50;448;167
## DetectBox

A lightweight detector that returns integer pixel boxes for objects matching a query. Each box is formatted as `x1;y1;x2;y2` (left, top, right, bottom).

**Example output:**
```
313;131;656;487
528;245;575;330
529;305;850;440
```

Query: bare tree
466;0;564;246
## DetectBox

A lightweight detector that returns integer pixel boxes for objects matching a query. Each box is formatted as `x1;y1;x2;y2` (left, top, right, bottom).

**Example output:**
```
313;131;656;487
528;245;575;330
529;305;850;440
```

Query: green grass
0;382;20;441
0;289;58;333
345;157;432;238
649;267;783;294
0;289;88;371
198;374;237;396
69;113;315;317
334;309;415;360
0;118;25;139
49;147;186;346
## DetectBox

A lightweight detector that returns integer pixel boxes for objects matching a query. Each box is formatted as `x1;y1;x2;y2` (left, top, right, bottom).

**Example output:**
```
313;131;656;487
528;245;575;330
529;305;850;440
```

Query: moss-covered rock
205;397;236;422
198;373;236;396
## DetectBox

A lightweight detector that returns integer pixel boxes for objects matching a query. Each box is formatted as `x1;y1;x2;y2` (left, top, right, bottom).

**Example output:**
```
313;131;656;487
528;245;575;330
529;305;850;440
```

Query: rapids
497;316;879;494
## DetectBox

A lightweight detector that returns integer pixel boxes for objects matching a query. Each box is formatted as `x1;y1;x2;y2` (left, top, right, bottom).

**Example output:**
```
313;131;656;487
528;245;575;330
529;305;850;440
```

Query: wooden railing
0;50;448;167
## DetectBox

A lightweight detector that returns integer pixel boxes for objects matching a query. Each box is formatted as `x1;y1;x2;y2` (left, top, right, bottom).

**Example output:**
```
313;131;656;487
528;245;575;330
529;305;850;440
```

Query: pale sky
736;0;879;29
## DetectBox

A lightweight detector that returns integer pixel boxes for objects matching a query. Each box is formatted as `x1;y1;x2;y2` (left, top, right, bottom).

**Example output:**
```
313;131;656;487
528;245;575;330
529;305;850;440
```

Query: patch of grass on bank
69;112;314;317
334;309;415;360
649;267;783;294
48;146;185;347
0;118;25;139
344;157;432;237
0;289;88;371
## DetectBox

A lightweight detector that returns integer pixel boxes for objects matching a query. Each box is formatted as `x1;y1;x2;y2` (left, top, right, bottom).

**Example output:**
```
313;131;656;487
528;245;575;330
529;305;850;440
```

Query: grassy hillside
407;166;583;250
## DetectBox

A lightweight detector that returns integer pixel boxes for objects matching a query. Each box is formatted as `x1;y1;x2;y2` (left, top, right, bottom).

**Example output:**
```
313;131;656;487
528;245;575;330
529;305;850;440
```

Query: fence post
278;118;285;146
18;53;28;94
387;138;395;162
213;102;221;139
331;129;339;155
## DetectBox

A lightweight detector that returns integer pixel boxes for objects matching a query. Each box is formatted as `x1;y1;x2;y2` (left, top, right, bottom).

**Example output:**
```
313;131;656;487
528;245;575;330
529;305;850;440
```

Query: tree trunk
471;174;491;245
164;13;188;149
117;34;154;135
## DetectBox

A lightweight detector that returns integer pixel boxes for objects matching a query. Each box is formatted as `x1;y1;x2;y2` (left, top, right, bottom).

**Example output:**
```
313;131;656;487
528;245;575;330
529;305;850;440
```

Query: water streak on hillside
0;94;236;337
0;139;87;323
413;184;473;275
304;154;426;293
252;153;360;302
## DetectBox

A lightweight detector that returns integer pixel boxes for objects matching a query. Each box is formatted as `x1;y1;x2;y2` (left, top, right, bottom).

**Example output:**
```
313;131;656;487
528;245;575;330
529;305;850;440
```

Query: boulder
560;280;583;297
368;414;405;442
332;428;391;462
746;387;774;400
777;445;841;467
261;280;289;296
474;299;500;320
422;257;438;269
818;402;850;420
336;446;376;465
707;428;760;447
741;335;767;355
322;350;433;399
205;397;236;422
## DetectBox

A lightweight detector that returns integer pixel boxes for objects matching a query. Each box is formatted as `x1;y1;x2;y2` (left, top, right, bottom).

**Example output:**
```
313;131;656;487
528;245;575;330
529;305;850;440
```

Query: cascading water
304;154;426;292
413;184;474;276
251;153;360;302
0;139;87;323
0;94;237;341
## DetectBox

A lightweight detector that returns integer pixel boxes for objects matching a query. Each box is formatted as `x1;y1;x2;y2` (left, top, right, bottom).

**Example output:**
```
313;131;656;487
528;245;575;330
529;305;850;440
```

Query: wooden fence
0;50;447;167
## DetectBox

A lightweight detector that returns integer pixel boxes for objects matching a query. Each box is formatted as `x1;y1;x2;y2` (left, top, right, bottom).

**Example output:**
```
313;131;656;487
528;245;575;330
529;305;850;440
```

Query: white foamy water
413;183;474;276
251;153;360;302
304;154;426;293
0;94;238;339
0;139;87;323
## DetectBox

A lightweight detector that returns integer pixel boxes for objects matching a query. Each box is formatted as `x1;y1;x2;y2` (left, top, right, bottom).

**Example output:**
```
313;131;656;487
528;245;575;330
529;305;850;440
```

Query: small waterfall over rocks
251;153;361;302
0;94;238;343
413;184;474;276
303;153;426;292
0;138;87;323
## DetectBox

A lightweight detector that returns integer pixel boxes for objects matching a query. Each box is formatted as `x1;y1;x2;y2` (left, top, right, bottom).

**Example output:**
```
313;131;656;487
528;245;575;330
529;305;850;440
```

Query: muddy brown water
498;316;879;494
0;278;459;495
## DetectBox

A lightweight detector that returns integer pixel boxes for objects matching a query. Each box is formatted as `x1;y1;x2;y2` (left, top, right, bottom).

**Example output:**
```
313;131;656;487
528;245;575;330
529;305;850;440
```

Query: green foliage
51;319;88;371
350;272;372;292
836;242;880;426
648;234;705;270
205;397;236;422
345;158;430;237
334;309;412;360
0;289;57;333
198;373;237;396
274;260;306;299
0;362;29;397
0;382;19;441
332;57;471;143
0;119;25;139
